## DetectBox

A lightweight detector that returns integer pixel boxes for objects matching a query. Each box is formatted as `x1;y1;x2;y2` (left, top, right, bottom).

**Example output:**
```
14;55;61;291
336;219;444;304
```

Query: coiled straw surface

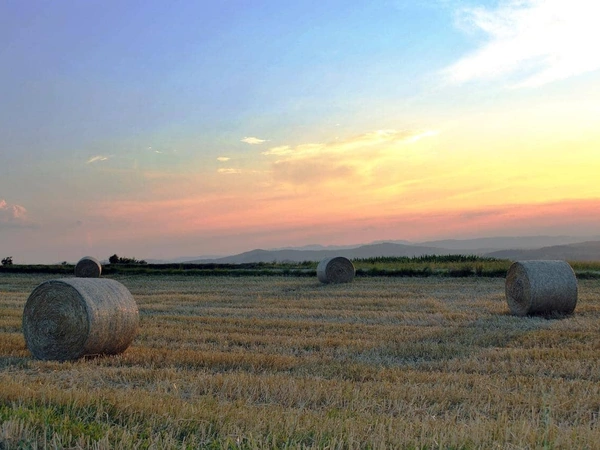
23;278;139;361
317;256;355;284
505;260;578;316
74;256;102;278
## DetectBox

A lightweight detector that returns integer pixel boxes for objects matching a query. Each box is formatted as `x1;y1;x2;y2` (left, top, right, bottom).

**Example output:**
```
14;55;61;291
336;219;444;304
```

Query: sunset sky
2;0;600;263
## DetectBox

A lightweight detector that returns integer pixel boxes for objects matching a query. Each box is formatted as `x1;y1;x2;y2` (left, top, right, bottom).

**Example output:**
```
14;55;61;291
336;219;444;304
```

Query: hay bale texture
317;256;355;284
505;260;578;316
74;256;102;278
23;278;139;361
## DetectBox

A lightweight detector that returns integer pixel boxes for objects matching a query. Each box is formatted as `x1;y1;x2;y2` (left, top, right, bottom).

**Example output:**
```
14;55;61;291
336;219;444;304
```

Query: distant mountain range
176;235;600;264
486;241;600;261
189;243;455;264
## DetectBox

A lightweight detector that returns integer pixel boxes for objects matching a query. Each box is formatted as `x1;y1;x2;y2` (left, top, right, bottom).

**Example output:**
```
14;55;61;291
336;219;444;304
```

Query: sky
1;0;600;263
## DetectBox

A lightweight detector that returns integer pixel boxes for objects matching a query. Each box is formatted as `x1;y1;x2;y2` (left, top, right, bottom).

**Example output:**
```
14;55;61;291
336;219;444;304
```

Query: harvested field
1;273;600;448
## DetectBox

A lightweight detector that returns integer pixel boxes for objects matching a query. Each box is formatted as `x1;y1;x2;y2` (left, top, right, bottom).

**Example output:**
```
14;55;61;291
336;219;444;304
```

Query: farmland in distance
1;273;600;448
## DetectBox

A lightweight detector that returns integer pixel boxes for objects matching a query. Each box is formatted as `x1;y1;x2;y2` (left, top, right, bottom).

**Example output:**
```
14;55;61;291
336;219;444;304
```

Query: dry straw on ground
22;278;139;361
505;260;578;316
74;256;102;278
317;256;355;284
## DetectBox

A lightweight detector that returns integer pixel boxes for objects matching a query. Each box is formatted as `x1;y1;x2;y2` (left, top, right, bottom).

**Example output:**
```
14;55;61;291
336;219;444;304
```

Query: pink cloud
0;199;32;227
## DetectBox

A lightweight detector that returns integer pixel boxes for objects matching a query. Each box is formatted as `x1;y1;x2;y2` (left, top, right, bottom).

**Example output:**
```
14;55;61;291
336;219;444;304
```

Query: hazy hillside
485;241;600;261
172;236;600;264
189;242;462;264
417;235;597;251
188;238;600;264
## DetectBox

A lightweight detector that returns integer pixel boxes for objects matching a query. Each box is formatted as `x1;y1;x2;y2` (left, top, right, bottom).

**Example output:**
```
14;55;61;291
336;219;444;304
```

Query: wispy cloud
241;137;267;145
262;129;437;160
87;155;110;164
217;168;243;174
263;129;439;186
261;145;293;156
217;157;231;162
405;130;439;143
443;0;600;88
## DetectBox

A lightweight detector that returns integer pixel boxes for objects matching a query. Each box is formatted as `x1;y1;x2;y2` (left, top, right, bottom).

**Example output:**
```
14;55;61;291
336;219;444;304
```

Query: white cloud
87;155;109;164
443;0;600;88
218;168;243;174
217;157;231;162
241;137;267;145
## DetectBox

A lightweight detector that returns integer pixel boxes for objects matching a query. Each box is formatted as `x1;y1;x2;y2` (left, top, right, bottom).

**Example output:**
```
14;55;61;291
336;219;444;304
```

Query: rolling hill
187;237;600;264
485;241;600;261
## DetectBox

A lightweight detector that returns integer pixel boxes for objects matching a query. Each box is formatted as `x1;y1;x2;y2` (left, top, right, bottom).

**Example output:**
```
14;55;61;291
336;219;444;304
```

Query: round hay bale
317;256;355;284
74;256;102;278
22;278;139;361
505;260;577;316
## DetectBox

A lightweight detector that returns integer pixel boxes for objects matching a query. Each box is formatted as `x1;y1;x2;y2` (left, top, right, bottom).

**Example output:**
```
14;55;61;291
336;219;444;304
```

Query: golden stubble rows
1;273;600;448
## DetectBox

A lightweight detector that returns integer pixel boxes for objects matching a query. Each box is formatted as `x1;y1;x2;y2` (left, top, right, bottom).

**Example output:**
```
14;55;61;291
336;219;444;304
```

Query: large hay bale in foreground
317;256;355;284
23;278;139;361
74;256;102;278
505;260;577;316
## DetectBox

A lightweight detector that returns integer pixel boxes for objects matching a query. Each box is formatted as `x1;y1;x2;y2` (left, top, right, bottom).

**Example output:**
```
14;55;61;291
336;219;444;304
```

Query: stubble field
1;273;600;449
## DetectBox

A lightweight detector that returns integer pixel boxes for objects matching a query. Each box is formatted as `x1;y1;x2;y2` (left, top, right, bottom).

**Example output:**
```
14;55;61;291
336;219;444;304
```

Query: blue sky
2;1;459;152
2;0;600;263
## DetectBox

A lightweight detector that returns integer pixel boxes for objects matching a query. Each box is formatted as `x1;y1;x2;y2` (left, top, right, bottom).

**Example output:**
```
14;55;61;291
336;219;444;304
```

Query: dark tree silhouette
108;254;147;265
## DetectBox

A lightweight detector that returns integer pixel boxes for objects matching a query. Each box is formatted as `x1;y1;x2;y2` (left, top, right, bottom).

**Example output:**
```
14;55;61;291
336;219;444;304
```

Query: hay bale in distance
74;256;102;278
505;260;578;316
22;278;139;361
317;256;355;284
